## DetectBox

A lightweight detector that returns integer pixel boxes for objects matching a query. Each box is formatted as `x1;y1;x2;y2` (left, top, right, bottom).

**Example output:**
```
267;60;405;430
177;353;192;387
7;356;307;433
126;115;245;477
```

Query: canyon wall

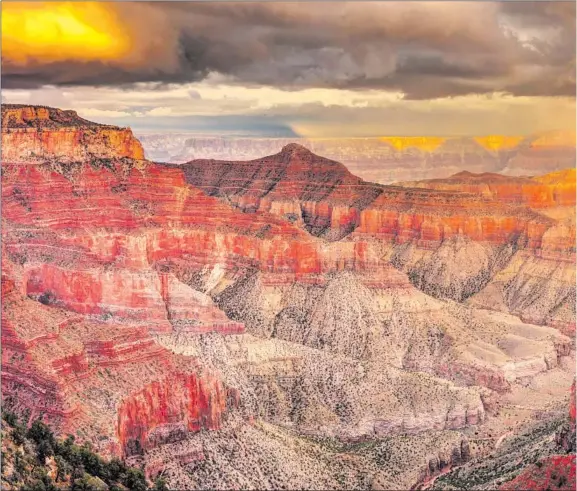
182;143;555;248
181;143;574;324
2;105;574;486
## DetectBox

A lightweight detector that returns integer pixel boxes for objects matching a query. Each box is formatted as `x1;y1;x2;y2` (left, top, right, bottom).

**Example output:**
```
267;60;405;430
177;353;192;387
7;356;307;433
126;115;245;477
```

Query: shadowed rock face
1;105;574;489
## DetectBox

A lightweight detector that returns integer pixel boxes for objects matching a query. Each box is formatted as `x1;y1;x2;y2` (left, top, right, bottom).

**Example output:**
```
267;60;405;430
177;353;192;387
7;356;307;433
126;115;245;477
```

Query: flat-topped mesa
2;104;107;129
397;169;576;209
1;104;144;163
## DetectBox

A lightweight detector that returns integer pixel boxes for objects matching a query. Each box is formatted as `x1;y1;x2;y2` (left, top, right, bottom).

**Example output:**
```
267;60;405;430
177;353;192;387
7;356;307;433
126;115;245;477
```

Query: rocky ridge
1;104;144;163
181;143;574;330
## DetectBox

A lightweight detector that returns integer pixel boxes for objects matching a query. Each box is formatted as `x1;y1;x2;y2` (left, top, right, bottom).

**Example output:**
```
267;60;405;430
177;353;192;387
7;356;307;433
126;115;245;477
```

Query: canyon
1;104;575;490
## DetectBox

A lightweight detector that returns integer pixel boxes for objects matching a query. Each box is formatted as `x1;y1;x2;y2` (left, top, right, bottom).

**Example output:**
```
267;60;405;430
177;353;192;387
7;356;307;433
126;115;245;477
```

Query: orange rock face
1;105;574;466
117;372;228;456
398;169;576;209
1;282;233;457
1;104;144;162
0;107;387;456
1;107;258;456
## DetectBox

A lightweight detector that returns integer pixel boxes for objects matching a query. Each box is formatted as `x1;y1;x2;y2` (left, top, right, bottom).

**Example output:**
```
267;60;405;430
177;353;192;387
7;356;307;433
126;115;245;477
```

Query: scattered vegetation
429;415;571;490
1;410;161;491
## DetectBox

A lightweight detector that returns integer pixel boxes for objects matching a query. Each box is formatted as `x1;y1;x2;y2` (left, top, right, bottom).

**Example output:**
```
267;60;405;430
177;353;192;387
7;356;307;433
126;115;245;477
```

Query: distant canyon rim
137;131;576;185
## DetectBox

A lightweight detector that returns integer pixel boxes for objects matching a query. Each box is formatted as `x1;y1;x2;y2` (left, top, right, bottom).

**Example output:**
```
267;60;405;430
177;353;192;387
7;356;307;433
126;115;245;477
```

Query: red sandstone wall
117;372;227;455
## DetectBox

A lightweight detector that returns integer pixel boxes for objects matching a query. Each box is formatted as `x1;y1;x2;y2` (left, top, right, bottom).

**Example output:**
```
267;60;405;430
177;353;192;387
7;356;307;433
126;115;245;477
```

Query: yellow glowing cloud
2;2;131;63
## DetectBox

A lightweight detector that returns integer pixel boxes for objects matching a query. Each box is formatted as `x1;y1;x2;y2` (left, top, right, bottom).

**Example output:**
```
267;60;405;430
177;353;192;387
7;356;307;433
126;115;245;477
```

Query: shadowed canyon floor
1;105;575;490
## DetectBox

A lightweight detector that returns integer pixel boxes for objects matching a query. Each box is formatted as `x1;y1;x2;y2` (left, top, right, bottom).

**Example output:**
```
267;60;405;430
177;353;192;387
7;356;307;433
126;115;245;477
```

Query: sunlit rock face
182;143;553;246
117;372;229;456
397;169;576;210
1;106;253;455
1;104;144;162
396;170;576;334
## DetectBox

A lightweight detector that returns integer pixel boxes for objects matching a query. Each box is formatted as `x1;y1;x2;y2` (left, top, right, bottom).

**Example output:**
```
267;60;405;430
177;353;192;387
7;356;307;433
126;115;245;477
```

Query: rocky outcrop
2;105;144;163
117;372;229;456
498;454;576;491
182;144;553;247
181;143;574;333
392;169;576;327
533;168;577;208
416;440;472;488
398;168;576;210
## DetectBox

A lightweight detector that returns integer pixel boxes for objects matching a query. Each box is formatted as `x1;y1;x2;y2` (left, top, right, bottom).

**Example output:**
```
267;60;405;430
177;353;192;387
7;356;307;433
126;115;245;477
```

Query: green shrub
12;425;27;446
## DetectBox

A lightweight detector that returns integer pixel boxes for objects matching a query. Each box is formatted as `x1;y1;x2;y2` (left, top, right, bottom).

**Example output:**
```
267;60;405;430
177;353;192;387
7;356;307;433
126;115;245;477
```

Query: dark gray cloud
2;1;575;99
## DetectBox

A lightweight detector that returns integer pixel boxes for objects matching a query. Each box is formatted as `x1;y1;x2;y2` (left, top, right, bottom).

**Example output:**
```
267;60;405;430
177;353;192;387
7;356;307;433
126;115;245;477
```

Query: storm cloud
2;1;575;99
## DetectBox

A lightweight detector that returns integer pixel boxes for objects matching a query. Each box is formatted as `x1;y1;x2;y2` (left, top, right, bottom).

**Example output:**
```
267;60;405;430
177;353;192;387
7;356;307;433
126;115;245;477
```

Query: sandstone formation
2;105;574;489
181;143;575;336
181;143;553;246
398;168;576;210
396;169;576;334
1;104;144;163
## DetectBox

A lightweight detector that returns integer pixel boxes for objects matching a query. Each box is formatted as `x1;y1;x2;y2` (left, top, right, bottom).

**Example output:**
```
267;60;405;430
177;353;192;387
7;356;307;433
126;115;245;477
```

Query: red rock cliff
182;144;554;249
117;372;227;456
398;169;576;209
1;104;144;162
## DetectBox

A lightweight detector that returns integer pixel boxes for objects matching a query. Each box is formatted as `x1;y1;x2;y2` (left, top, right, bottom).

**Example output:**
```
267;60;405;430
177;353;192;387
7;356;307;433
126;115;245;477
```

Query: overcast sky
2;1;575;137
